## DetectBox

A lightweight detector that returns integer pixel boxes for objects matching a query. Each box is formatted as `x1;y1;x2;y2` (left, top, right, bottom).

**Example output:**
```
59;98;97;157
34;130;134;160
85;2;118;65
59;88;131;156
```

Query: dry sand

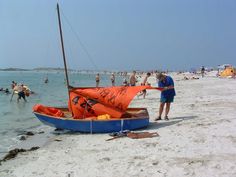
0;72;236;177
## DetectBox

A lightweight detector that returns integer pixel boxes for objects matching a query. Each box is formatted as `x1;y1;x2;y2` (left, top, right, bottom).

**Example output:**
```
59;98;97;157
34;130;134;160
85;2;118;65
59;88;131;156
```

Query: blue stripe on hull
34;113;149;133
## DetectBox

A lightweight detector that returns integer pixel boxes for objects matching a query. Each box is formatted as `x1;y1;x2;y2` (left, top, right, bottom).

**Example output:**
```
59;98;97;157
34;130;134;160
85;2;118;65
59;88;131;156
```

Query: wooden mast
57;3;70;91
56;3;73;114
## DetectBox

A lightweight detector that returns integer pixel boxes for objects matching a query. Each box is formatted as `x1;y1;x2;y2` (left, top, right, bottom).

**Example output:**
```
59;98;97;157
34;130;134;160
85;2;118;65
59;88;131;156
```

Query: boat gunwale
33;107;149;122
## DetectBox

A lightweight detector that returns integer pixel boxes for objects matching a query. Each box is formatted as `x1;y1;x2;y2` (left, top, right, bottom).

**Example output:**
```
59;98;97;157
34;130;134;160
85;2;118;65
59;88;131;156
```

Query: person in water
0;88;10;94
11;81;16;89
110;73;115;86
95;73;100;87
14;84;27;102
5;88;10;94
155;73;176;121
129;71;137;86
44;77;49;83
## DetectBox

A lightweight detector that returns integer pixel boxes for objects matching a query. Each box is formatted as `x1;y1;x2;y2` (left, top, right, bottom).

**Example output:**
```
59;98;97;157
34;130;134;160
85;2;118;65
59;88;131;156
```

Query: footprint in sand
226;135;236;143
133;155;146;160
98;157;111;162
145;142;158;148
66;171;75;177
152;161;159;165
193;137;205;143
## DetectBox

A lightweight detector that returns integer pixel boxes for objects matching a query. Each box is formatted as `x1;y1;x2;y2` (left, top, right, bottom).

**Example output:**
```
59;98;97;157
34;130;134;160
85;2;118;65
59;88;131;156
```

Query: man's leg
17;93;20;102
159;102;165;118
143;90;147;99
22;93;27;102
165;102;171;120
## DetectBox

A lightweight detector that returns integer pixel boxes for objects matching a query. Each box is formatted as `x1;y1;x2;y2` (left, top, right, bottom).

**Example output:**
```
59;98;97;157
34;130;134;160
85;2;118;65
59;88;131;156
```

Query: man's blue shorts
160;96;174;103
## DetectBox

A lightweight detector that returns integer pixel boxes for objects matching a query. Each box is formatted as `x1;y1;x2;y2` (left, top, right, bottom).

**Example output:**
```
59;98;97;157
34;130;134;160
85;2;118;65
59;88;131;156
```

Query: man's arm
164;77;175;90
163;85;174;90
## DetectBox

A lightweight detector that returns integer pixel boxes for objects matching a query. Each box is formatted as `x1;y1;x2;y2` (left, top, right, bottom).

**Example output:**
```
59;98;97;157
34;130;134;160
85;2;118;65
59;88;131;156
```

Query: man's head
133;70;136;74
147;72;151;77
156;73;166;81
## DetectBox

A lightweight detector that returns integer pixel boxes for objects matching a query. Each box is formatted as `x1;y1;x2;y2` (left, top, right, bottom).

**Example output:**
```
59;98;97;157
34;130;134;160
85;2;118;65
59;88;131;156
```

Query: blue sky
0;0;236;71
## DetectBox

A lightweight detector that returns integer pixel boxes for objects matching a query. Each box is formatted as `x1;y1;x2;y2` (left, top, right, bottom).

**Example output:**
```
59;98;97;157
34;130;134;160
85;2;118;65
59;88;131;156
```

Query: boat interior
55;107;149;120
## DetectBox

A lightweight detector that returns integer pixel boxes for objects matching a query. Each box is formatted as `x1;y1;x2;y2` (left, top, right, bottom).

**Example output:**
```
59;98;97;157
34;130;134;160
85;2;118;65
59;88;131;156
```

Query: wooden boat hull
33;108;149;133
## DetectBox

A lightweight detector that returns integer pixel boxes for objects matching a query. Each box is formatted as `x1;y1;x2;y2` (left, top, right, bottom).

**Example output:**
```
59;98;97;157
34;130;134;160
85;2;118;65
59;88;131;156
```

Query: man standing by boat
155;73;175;121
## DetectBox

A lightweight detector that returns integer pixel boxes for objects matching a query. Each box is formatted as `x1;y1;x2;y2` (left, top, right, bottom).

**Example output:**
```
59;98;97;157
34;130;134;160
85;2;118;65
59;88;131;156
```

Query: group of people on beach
133;71;176;121
5;71;176;121
95;71;176;121
95;73;116;87
95;71;151;88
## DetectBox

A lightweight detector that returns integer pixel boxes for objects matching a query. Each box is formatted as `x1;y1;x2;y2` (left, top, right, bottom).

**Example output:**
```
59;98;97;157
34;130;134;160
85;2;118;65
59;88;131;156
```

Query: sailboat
33;4;162;133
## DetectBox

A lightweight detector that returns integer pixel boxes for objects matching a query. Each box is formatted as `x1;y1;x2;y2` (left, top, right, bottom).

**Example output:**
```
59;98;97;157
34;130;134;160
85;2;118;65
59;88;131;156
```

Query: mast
56;3;70;91
56;3;73;114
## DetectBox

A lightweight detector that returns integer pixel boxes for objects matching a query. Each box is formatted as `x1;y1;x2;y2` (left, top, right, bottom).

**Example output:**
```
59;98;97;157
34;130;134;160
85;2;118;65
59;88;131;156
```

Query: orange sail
69;86;162;119
33;104;64;117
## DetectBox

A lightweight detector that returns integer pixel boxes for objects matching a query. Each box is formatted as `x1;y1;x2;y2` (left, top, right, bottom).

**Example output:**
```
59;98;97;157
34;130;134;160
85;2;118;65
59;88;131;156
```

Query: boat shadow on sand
147;116;198;130
50;116;198;134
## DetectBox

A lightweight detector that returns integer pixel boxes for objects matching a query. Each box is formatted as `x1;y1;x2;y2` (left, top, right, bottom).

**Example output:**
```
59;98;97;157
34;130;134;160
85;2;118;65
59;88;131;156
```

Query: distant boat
33;4;161;133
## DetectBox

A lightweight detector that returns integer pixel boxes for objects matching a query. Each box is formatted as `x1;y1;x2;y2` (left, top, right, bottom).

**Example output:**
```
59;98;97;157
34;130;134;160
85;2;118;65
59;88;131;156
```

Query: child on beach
155;73;176;121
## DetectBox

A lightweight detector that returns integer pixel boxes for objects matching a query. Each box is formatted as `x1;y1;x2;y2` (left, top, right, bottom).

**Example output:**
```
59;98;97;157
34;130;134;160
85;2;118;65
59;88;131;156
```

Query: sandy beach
0;72;236;177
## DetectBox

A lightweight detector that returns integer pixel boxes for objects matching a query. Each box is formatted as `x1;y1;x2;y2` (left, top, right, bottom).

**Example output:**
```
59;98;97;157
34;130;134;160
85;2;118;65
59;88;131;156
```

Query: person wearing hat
155;73;176;121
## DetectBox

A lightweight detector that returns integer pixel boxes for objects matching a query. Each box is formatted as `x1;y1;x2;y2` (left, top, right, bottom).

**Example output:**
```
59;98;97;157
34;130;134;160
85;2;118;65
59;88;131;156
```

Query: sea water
0;71;123;156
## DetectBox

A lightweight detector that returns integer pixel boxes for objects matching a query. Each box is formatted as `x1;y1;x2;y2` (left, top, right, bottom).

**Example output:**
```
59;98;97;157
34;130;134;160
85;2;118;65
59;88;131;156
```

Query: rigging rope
60;9;99;70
